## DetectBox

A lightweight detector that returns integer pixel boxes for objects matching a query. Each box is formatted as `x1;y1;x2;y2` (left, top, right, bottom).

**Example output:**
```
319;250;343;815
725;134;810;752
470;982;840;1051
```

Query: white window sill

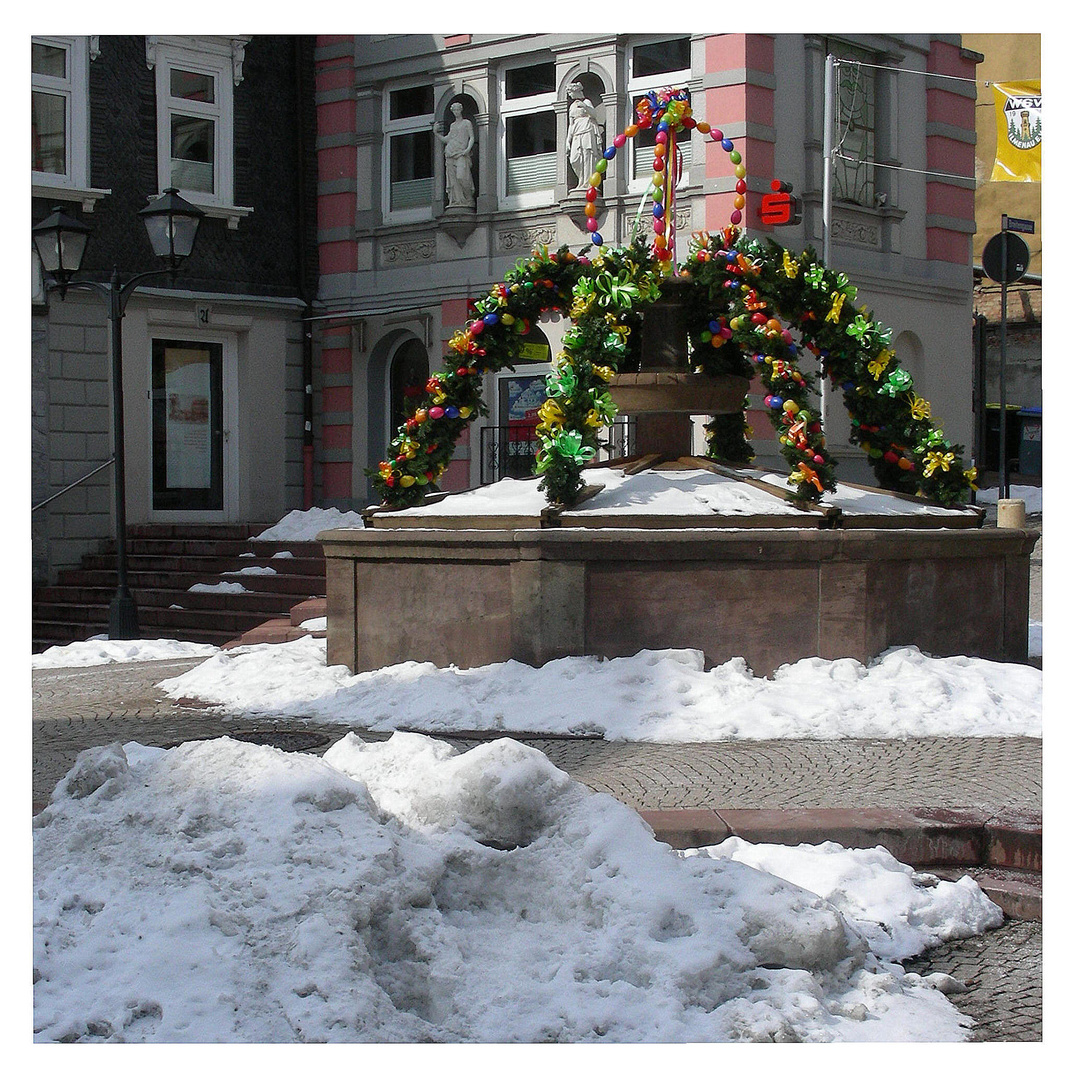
33;181;112;213
182;199;255;230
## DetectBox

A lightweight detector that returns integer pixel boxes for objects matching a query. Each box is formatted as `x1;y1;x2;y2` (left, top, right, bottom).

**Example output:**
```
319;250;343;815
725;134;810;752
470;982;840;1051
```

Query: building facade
314;33;981;506
964;32;1041;480
32;34;318;583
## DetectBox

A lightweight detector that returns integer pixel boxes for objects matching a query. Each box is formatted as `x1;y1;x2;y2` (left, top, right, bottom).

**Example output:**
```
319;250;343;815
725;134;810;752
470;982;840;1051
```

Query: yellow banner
991;81;1041;182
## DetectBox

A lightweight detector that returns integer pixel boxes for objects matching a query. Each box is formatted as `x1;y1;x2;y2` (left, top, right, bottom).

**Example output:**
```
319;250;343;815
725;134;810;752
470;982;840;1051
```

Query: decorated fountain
319;88;1035;676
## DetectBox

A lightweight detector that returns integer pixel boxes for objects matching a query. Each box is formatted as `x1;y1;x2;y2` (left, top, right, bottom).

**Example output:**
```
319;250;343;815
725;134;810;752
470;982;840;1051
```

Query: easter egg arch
372;93;975;510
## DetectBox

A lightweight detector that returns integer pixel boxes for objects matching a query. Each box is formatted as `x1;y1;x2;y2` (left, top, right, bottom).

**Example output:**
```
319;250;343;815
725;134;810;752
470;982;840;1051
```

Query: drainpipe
296;36;315;509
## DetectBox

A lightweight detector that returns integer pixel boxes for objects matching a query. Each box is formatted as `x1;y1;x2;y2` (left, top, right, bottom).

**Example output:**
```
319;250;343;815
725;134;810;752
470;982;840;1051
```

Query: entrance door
151;339;224;512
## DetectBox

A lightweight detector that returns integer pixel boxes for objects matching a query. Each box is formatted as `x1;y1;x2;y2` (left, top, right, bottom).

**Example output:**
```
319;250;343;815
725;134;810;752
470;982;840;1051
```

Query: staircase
32;523;328;653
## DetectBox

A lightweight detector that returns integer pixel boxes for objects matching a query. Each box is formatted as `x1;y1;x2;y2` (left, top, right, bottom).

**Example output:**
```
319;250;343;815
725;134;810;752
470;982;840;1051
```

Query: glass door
151;339;223;511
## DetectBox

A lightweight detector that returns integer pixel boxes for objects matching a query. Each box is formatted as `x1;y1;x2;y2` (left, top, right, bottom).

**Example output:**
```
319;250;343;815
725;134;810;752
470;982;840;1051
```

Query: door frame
146;328;239;522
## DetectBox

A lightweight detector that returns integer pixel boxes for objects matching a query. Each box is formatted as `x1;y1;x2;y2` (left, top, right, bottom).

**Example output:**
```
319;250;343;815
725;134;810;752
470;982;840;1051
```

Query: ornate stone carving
625;205;691;239
831;214;880;247
381;238;436;265
497;224;557;252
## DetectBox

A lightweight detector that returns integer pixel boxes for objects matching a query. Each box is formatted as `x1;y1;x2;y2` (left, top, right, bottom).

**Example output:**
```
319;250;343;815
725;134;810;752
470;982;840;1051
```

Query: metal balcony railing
479;421;633;486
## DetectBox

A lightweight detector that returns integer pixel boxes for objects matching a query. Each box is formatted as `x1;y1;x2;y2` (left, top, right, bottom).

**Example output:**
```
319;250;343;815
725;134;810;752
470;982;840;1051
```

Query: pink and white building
312;34;980;507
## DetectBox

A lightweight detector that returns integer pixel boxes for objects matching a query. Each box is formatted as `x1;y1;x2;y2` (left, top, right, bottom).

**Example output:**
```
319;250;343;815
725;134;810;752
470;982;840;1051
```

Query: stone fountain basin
320;466;1035;676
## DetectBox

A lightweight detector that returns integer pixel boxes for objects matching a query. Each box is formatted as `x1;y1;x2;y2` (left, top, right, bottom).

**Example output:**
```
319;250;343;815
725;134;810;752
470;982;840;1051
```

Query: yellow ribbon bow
908;394;932;421
923;450;955;477
868;349;892;380
825;292;845;323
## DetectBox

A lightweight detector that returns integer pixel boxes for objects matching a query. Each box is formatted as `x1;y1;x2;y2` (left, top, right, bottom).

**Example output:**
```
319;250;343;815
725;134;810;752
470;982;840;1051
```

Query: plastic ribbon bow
826;292;846;323
588;388;619;423
923;450;955;477
782;251;800;279
448;331;472;354
536;430;596;471
834;271;857;299
805;265;827;291
867;350;892;380
845;313;874;342
545;364;578;397
907;394;932;421
537;399;566;431
878;369;913;398
916;429;947;453
790;462;824;492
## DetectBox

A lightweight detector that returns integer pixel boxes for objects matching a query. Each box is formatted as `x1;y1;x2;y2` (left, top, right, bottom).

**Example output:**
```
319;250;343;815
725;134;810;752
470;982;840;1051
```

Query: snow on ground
975;484;1043;514
32;638;219;670
161;637;1042;741
33;732;992;1042
252;506;366;541
188;581;250;594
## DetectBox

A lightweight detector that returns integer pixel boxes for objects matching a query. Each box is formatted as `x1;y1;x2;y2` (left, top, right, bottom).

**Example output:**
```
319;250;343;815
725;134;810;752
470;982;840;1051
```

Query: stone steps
33;524;328;651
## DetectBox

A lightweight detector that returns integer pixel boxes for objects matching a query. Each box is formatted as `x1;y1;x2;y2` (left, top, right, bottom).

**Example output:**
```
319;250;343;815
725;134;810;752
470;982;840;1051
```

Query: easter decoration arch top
372;86;976;509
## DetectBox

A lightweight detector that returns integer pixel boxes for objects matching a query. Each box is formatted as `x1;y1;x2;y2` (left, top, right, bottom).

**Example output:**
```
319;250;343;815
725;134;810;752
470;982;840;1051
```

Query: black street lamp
33;189;205;639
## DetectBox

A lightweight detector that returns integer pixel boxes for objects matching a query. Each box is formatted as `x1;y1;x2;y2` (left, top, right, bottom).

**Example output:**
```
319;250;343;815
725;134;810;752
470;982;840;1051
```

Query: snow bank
33;733;981;1042
252;507;366;542
32;638;219;670
687;838;1002;963
161;638;1043;741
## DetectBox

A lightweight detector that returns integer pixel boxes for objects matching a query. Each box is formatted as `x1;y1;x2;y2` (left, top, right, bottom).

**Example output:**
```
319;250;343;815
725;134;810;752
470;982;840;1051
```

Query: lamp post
33;189;204;639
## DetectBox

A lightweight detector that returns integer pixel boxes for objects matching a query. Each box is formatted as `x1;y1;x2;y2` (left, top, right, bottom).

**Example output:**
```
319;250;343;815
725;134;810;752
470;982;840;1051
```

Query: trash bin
1018;407;1042;475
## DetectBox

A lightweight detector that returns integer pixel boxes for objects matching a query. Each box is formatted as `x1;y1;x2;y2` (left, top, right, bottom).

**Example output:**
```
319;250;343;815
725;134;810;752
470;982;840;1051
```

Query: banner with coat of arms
991;81;1041;182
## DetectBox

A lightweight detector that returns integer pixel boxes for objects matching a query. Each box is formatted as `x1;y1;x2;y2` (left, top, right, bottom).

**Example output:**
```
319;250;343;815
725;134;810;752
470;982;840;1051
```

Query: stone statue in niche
433;102;476;209
566;81;604;190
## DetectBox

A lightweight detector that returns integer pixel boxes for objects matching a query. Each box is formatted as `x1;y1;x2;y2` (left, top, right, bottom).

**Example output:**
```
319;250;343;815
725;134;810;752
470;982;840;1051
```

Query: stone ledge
640;806;1042;874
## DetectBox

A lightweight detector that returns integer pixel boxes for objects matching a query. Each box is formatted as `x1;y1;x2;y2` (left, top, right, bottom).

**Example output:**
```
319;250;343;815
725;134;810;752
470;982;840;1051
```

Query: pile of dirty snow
33;732;997;1043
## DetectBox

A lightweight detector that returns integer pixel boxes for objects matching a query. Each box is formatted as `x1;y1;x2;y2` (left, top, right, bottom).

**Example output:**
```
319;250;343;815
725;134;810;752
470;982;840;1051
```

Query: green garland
371;227;976;508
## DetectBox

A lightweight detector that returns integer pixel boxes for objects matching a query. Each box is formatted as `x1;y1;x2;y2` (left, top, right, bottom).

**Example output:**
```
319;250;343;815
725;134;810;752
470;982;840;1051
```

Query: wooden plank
621;454;664;476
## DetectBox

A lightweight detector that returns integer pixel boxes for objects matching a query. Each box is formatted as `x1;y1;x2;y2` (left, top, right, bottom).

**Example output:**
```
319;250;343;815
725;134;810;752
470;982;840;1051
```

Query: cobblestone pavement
904;918;1042;1041
31;654;1043;1041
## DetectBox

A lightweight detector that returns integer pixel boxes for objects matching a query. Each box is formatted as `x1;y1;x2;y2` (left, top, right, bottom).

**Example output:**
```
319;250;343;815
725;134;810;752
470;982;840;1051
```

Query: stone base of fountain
319;459;1035;676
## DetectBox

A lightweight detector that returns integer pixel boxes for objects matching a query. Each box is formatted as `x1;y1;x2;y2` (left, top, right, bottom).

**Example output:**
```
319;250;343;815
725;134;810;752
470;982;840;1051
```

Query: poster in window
164;349;212;489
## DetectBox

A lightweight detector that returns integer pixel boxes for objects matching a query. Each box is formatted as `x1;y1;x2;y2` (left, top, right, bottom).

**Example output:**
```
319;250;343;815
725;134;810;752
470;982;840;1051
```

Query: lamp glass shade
32;208;91;275
139;188;204;264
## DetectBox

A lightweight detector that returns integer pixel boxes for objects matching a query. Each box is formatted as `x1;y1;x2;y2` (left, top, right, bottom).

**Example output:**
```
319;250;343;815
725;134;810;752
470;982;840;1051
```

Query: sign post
981;216;1031;499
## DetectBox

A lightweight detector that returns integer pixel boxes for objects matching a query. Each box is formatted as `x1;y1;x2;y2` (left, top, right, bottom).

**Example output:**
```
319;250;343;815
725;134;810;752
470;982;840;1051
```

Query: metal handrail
32;458;114;512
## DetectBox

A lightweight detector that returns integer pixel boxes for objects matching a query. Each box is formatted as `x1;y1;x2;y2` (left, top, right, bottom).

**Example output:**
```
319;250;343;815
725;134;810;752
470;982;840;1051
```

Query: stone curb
639;806;1042;920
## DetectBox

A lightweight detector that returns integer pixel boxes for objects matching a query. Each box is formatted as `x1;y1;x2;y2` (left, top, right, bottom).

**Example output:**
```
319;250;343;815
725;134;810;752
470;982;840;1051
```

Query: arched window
388;338;430;427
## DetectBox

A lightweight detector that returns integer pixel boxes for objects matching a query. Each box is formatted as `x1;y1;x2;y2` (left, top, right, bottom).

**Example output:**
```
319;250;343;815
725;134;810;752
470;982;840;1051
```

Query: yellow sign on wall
991;81;1041;182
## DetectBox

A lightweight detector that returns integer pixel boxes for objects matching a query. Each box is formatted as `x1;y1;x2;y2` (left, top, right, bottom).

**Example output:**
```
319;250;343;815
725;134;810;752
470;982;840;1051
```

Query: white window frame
154;45;232;206
382;84;435;224
626;36;693;194
498;58;558;210
31;36;104;207
147;37;252;226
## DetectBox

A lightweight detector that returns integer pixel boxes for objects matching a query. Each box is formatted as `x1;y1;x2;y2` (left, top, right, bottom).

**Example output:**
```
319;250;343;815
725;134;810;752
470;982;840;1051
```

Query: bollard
997;498;1026;529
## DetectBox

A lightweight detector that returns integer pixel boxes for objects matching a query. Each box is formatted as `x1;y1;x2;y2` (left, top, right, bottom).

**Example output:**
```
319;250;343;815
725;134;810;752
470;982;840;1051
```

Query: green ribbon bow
877;368;913;398
536;430;596;471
